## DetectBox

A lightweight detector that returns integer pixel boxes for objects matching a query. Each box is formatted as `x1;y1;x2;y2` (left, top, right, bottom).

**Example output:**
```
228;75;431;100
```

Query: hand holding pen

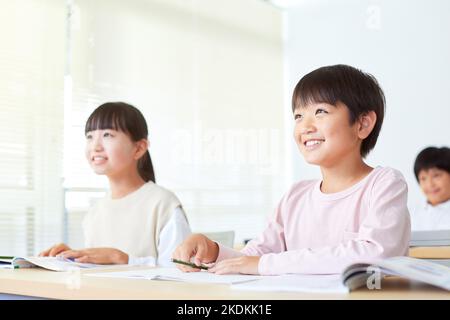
172;234;219;272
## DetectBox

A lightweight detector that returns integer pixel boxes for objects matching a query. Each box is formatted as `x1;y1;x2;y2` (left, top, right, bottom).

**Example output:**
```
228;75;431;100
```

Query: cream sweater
83;182;184;259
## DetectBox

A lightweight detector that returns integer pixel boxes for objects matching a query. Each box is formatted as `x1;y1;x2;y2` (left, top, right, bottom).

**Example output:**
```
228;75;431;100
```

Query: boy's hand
59;248;129;264
172;233;219;272
208;256;260;275
38;243;71;257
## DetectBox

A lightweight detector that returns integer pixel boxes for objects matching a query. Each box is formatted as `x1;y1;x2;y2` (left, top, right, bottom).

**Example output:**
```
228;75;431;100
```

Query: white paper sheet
0;256;115;271
86;267;264;285
232;274;349;294
22;256;106;271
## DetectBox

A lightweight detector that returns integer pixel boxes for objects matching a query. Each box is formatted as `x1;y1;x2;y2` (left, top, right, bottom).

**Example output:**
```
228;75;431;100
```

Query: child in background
411;146;450;230
40;102;191;266
173;64;410;275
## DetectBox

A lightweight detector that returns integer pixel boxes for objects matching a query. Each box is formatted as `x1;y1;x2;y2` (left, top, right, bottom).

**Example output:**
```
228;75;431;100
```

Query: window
0;0;65;255
0;0;286;255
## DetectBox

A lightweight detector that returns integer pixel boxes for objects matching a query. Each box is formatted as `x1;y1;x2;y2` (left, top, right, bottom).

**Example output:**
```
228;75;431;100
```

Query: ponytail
138;150;156;183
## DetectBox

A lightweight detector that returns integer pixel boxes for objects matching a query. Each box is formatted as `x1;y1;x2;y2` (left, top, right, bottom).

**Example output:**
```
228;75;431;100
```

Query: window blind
0;0;65;256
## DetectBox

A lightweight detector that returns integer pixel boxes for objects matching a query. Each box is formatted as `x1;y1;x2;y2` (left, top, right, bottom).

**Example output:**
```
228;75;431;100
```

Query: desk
1;267;449;300
409;246;450;259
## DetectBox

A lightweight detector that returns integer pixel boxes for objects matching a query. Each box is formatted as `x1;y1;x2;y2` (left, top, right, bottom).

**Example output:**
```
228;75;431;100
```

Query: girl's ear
357;111;377;140
134;139;149;160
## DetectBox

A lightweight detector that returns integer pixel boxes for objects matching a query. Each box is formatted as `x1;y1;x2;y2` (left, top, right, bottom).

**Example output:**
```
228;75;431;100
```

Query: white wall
284;0;450;210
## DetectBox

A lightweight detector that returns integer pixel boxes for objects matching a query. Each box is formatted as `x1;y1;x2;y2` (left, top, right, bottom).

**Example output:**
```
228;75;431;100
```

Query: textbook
410;229;450;247
408;230;450;268
342;256;450;291
233;257;450;293
0;256;106;271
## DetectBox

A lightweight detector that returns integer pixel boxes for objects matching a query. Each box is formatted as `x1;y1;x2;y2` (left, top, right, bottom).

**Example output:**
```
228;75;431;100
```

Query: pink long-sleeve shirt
217;167;411;275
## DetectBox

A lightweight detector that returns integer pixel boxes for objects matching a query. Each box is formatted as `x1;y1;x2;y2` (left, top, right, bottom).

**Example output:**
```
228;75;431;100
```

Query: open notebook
232;274;349;293
86;257;450;293
0;256;108;271
86;267;264;285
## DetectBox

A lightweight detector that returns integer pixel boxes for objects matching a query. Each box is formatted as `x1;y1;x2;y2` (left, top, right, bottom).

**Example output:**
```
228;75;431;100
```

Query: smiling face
418;168;450;206
85;129;140;178
293;102;364;167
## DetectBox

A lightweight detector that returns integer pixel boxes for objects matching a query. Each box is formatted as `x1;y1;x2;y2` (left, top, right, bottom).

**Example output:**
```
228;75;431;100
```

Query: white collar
424;198;450;210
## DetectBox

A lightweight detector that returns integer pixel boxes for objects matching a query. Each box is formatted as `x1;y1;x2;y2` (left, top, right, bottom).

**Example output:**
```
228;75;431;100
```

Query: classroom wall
284;0;450;210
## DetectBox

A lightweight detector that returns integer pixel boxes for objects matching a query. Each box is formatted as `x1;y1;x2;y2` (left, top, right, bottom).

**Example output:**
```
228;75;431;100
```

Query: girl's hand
208;256;260;275
59;248;129;265
38;243;71;257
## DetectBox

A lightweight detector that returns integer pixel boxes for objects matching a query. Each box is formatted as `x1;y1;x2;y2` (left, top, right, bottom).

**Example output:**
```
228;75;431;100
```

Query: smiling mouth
303;139;325;147
92;156;107;162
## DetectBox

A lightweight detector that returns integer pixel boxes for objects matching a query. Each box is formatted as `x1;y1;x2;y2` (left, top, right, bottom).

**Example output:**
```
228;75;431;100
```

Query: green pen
171;258;209;270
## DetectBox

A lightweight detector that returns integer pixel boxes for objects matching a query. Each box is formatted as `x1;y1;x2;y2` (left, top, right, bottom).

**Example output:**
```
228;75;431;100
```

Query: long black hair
85;102;155;183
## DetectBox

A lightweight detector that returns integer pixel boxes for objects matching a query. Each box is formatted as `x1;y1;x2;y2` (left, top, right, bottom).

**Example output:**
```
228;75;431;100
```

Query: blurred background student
411;146;450;230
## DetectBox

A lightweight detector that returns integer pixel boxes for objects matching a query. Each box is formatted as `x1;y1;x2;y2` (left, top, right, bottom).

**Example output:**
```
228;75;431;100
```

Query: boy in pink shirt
173;64;411;275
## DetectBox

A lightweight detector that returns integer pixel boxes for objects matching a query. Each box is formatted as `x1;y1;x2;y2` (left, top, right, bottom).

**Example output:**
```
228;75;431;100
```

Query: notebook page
87;267;263;284
232;274;349;294
18;257;107;271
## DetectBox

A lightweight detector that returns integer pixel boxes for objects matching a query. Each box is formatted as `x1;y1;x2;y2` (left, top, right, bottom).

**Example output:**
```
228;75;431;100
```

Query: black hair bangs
85;103;131;135
292;71;342;112
414;147;450;180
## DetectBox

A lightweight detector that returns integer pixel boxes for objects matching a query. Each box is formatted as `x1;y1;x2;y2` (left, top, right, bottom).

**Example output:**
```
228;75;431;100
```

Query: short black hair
414;146;450;181
291;64;385;158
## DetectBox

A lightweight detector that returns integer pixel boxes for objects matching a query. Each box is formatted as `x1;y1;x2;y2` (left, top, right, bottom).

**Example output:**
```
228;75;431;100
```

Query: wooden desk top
1;266;449;300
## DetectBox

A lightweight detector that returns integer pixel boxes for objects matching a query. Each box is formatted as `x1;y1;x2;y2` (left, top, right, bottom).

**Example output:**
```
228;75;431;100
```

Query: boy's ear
134;139;149;160
357;111;377;140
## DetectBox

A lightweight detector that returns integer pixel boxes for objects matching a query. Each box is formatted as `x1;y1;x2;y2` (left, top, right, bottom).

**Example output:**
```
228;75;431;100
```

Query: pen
171;258;209;270
56;255;76;262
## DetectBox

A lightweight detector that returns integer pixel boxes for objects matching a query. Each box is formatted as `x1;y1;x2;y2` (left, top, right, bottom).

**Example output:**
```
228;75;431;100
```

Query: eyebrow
294;102;331;113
